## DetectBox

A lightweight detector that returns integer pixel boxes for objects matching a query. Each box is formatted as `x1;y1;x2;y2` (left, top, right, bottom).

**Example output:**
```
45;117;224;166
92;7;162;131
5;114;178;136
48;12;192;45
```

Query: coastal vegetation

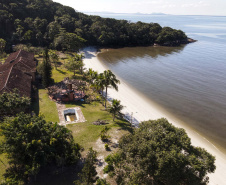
101;70;120;108
1;0;188;53
109;99;124;121
0;113;81;184
0;1;216;183
65;53;85;76
0;49;216;184
0;51;131;184
104;119;216;185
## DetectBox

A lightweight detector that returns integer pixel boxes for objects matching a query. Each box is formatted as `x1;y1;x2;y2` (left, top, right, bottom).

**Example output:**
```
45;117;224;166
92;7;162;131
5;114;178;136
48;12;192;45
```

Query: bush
96;178;110;185
100;126;110;142
105;144;109;151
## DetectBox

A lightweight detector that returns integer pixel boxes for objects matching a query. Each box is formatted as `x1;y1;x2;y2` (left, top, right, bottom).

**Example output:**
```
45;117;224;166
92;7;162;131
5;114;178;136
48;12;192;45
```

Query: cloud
130;0;177;9
130;0;163;6
162;4;176;8
181;1;210;8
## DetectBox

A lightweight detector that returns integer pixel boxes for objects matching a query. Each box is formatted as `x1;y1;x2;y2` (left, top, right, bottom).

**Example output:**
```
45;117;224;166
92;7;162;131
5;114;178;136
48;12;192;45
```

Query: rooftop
0;50;36;97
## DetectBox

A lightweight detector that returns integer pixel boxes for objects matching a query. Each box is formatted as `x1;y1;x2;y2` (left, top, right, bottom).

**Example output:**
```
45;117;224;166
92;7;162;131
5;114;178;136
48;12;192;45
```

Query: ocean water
89;13;226;153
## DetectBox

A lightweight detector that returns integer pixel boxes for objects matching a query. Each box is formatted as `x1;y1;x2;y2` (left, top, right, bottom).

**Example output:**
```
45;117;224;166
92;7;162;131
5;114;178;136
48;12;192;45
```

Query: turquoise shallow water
90;14;226;153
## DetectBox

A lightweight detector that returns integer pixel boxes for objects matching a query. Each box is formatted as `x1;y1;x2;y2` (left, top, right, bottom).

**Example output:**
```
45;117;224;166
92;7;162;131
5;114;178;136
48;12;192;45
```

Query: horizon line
82;11;226;17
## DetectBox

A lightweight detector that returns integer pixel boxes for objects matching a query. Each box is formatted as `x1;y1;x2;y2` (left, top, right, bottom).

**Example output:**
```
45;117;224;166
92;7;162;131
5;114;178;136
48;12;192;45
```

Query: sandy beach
82;47;226;185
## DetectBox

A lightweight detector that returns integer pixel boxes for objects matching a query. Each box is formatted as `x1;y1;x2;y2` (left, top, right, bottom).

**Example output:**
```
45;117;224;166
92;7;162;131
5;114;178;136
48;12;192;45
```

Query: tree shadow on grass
57;61;63;66
64;101;86;108
114;119;133;133
56;69;67;75
28;162;83;185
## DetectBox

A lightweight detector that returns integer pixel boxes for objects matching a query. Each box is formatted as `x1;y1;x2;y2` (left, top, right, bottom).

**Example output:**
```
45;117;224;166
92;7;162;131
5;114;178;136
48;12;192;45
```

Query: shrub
105;144;109;151
96;178;110;185
100;126;110;142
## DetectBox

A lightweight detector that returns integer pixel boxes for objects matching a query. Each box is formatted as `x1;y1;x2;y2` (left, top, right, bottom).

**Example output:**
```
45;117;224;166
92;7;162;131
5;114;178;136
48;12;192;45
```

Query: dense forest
0;0;189;52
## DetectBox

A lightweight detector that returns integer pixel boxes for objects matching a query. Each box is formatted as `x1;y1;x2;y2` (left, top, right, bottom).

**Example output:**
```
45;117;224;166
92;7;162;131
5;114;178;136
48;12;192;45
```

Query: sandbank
82;47;226;185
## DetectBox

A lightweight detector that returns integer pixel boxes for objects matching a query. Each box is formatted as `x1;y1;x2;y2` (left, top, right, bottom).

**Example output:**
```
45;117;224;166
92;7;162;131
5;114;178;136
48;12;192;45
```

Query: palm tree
75;53;85;74
109;99;124;121
101;70;120;108
86;68;98;85
93;73;104;93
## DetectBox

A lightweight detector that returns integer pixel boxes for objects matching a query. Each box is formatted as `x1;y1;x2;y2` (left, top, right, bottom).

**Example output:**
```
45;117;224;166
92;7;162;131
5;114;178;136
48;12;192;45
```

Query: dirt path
93;128;124;180
56;102;66;126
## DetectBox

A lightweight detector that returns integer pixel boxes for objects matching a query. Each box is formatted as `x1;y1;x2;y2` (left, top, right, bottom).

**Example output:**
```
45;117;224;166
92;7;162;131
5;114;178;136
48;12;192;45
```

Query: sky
53;0;226;16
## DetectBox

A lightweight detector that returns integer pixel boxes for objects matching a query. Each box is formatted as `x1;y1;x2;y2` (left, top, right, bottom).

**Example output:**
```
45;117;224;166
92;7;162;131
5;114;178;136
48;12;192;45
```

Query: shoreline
82;46;226;185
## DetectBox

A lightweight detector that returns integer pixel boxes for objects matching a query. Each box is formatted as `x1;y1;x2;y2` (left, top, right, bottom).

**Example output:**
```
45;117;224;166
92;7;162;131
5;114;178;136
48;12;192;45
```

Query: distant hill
0;0;188;52
150;12;168;15
85;12;168;15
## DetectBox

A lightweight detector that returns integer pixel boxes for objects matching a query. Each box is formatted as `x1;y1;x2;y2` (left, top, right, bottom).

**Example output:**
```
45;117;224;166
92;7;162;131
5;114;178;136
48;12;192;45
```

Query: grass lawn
38;89;59;123
0;154;8;182
0;136;8;182
52;67;72;83
52;67;84;83
65;101;132;151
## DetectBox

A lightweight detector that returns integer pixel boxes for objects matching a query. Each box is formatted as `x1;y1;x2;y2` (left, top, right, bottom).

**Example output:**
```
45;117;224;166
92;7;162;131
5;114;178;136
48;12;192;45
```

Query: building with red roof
0;50;36;97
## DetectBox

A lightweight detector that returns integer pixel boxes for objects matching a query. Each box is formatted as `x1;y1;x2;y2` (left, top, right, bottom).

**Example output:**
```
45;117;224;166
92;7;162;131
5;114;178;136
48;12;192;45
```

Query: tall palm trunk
105;86;108;108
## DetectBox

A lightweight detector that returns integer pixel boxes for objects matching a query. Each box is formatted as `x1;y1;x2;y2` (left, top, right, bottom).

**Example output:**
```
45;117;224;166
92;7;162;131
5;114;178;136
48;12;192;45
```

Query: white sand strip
82;47;226;185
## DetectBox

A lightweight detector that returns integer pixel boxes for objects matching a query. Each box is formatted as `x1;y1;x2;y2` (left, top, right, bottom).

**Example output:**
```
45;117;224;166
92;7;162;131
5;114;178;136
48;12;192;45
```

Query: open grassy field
66;101;131;151
38;89;59;123
52;67;72;83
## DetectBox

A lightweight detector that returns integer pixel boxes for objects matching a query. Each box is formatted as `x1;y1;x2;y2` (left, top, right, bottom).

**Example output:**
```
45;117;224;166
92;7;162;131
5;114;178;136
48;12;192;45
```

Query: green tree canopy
65;53;85;76
0;38;6;53
49;49;59;69
75;148;98;185
85;68;98;85
0;0;188;51
0;113;81;183
101;70;120;108
0;90;30;119
109;99;124;121
54;29;86;52
93;72;105;95
156;27;187;46
37;48;53;87
104;118;216;185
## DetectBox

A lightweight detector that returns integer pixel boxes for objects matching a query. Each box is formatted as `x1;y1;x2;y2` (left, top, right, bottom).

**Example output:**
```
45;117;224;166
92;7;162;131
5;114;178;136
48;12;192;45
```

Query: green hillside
0;0;188;52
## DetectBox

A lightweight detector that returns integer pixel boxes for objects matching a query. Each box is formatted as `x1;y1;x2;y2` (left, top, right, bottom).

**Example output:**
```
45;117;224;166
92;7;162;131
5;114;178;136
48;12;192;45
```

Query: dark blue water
90;13;226;153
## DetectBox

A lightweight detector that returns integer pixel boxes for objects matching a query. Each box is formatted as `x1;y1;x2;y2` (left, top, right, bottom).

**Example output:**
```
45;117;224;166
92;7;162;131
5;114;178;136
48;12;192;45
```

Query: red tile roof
0;68;32;97
0;50;36;97
5;50;34;64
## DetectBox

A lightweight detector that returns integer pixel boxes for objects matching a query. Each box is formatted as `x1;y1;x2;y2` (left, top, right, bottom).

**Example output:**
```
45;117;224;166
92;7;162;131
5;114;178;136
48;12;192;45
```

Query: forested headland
1;0;190;52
